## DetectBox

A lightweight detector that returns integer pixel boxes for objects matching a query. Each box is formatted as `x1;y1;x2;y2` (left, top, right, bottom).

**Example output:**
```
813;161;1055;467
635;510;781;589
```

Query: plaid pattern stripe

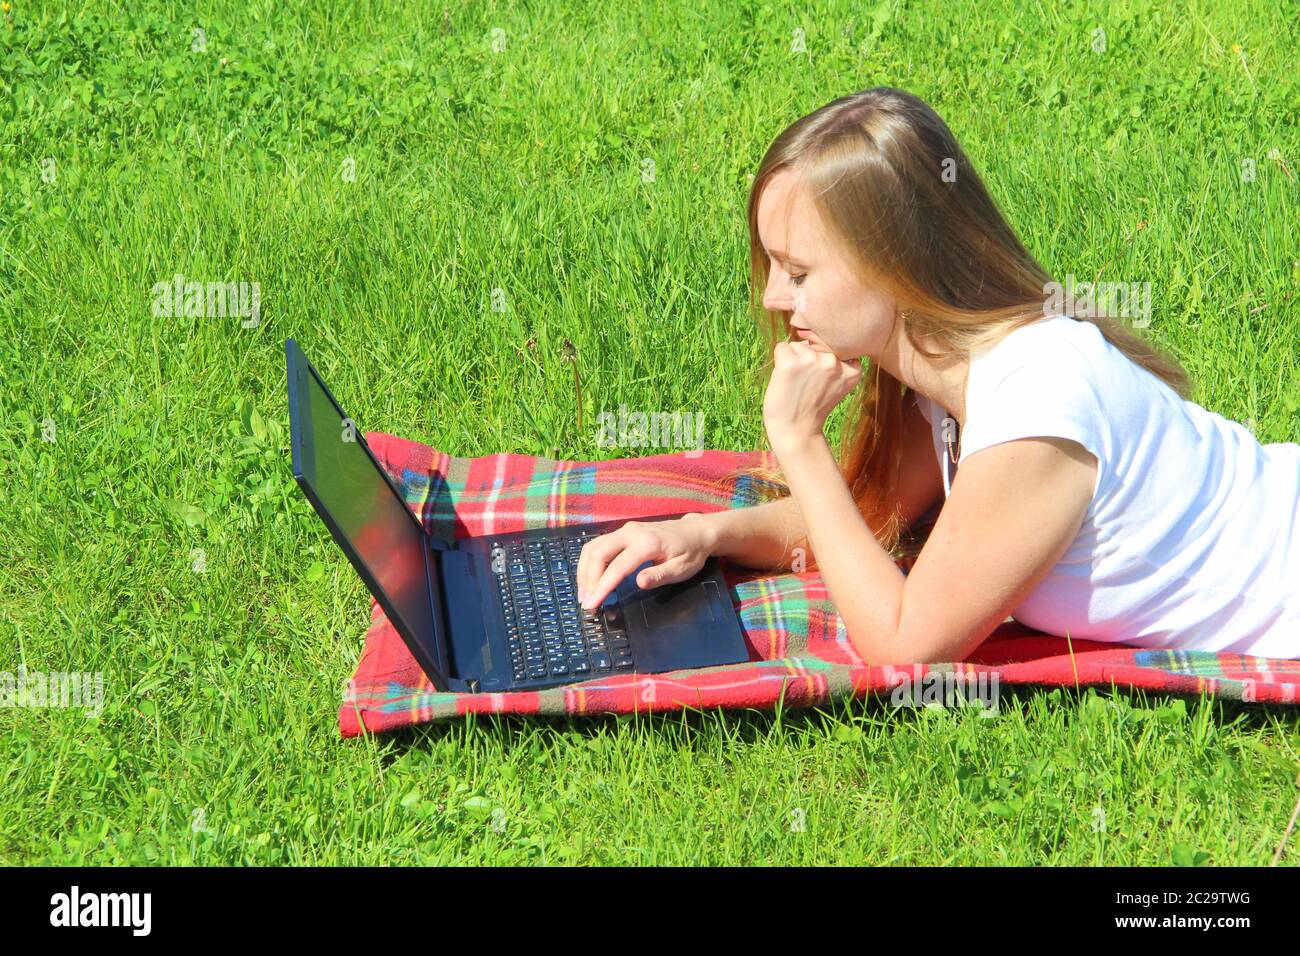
337;431;1300;737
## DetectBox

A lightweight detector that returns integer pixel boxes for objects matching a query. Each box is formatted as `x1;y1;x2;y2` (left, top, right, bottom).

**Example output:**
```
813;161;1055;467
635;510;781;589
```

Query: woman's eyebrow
764;246;810;267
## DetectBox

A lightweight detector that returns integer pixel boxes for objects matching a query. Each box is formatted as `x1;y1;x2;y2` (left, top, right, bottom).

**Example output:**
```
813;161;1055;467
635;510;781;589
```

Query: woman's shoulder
960;315;1119;489
967;314;1148;419
971;314;1097;377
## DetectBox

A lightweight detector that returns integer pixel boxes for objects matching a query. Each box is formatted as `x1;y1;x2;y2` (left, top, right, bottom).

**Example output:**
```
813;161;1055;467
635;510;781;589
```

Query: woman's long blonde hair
730;87;1192;558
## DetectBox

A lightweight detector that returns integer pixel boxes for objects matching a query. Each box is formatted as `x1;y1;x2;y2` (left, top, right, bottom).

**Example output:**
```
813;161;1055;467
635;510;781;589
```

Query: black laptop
285;339;752;693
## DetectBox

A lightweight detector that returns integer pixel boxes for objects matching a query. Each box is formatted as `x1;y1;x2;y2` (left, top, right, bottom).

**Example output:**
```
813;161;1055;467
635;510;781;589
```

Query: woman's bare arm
686;389;943;573
684;496;808;572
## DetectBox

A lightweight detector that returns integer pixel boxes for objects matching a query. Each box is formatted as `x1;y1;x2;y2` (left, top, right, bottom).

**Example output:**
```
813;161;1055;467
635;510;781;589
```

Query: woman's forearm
684;496;810;572
773;434;906;662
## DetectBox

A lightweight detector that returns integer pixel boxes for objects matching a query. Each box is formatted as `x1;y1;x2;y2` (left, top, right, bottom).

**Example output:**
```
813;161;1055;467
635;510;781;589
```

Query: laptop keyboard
490;532;636;684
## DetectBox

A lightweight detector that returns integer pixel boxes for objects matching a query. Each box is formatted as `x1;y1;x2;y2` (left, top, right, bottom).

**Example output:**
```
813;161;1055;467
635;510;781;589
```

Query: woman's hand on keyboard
575;514;715;610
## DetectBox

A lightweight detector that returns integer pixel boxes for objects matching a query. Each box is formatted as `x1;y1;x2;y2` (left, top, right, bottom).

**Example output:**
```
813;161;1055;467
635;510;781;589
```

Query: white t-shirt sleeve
961;363;1108;502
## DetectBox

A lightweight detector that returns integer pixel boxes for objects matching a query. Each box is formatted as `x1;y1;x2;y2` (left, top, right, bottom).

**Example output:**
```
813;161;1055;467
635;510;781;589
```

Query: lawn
1;0;1298;865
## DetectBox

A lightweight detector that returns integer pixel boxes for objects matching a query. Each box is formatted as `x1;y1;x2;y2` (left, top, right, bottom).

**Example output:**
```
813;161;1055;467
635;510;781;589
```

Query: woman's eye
791;274;807;287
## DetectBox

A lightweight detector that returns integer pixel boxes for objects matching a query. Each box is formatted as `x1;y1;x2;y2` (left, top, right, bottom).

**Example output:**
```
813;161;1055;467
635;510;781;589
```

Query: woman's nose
763;289;802;314
763;285;791;312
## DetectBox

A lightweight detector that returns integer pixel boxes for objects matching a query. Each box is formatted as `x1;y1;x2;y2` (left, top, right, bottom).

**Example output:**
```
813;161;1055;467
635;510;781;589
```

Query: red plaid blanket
337;431;1300;737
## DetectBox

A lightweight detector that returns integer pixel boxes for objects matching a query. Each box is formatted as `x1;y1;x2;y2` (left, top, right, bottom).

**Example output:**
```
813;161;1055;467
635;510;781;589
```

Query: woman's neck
875;332;970;428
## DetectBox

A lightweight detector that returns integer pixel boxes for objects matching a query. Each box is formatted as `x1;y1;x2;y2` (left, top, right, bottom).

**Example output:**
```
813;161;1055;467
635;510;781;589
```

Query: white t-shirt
916;313;1300;659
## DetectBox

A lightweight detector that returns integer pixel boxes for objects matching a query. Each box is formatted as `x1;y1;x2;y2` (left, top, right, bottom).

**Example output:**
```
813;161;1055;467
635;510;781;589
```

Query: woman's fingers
582;545;656;610
574;517;707;609
582;537;663;610
575;526;630;599
634;552;696;589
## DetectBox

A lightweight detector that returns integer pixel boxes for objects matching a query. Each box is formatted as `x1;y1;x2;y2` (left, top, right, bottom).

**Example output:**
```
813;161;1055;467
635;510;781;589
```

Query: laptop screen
286;339;447;685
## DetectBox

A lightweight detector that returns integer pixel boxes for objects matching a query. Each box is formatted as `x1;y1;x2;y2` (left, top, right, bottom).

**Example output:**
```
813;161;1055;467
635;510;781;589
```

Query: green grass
2;0;1299;865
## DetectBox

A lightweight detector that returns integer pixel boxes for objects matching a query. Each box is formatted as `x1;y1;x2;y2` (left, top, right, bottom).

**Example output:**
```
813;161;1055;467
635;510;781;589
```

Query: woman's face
757;168;898;361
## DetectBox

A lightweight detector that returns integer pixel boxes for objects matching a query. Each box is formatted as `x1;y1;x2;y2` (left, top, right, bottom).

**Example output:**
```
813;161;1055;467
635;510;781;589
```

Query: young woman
575;87;1300;664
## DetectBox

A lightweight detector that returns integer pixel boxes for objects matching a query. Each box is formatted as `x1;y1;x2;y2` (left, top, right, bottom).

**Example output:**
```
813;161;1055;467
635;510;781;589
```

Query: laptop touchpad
639;579;718;628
